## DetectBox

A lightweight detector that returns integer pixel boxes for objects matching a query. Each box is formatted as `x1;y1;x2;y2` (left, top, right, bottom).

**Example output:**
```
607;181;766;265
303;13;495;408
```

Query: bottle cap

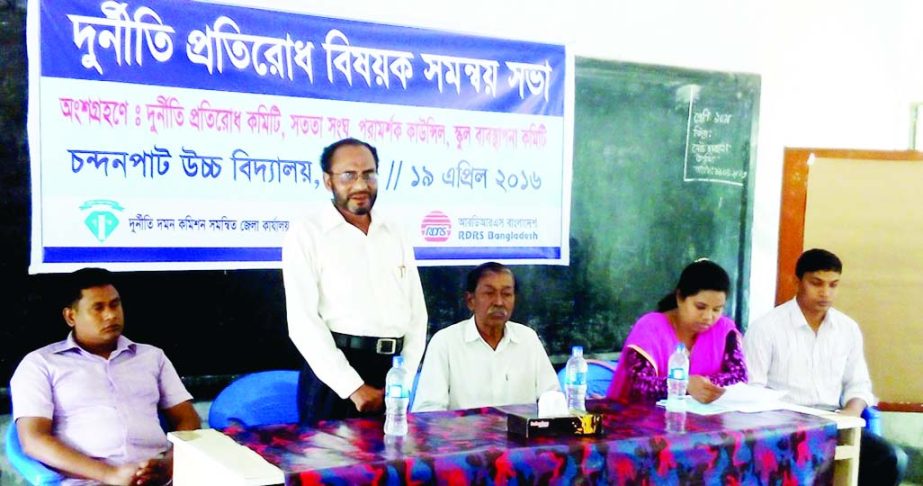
392;355;404;367
571;345;584;356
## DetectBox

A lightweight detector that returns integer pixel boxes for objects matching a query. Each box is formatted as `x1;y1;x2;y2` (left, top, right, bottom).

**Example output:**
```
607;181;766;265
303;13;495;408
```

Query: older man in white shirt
283;138;427;424
412;262;559;412
745;248;907;486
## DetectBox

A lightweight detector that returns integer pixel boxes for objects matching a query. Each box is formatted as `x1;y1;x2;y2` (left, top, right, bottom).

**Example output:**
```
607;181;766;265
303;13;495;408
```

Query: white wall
752;0;921;319
225;0;923;321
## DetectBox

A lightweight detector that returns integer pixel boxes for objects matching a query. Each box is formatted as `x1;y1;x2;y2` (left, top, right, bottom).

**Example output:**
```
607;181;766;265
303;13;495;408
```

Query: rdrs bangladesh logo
80;199;123;242
420;211;451;242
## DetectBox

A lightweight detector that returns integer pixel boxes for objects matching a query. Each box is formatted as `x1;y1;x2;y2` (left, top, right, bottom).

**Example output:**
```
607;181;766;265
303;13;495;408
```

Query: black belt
331;332;403;355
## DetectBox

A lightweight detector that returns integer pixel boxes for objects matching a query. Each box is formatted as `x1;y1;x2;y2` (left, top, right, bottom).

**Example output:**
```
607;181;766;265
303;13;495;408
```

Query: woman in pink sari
607;259;747;404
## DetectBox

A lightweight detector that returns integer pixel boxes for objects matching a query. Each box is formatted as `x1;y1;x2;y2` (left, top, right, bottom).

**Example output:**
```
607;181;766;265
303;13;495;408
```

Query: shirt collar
786;298;837;331
53;332;136;358
462;316;520;344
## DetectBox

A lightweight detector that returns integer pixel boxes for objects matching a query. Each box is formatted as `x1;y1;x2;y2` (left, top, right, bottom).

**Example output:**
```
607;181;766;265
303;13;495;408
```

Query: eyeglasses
328;170;378;184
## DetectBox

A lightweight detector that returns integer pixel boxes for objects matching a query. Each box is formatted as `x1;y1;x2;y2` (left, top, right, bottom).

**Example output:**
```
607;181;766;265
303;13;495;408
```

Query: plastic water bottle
564;345;588;414
383;356;409;436
666;343;689;411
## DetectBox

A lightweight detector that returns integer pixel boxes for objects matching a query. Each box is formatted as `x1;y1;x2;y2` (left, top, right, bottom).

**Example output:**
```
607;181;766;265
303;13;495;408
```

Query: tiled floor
0;401;211;485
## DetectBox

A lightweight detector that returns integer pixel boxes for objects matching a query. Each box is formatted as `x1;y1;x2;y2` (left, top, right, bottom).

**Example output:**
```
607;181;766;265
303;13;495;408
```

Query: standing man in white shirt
282;137;427;424
412;262;559;412
745;248;907;486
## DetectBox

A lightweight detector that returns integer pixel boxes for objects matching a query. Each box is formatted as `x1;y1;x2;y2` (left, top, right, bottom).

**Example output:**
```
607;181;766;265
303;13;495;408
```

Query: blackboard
418;58;760;354
0;3;760;406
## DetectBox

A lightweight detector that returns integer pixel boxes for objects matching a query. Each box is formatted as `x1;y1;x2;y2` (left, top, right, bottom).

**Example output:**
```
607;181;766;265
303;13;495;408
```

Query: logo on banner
420;211;451;242
80;199;123;242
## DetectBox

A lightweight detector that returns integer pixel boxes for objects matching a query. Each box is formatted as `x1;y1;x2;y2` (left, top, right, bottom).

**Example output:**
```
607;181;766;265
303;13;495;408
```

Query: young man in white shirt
282;138;427;424
412;262;559;412
745;249;907;486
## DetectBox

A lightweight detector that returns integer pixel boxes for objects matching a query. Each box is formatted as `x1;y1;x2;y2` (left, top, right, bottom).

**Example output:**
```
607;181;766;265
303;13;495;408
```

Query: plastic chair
861;406;882;436
557;359;618;399
208;370;299;429
5;421;64;485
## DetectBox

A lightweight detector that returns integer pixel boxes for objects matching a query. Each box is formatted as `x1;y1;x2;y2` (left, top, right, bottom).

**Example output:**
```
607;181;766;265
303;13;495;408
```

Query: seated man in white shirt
745;249;907;486
412;262;560;412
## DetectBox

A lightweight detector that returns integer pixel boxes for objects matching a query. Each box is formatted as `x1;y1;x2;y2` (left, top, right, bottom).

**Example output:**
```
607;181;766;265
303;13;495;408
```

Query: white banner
28;0;573;272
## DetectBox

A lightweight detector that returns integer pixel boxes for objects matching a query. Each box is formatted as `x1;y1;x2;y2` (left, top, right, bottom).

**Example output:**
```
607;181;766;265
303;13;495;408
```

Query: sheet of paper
656;384;790;415
656;398;729;415
710;383;789;412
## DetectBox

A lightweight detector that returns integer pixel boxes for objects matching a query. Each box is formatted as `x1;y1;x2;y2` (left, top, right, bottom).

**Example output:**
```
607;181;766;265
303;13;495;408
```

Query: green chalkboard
419;58;760;357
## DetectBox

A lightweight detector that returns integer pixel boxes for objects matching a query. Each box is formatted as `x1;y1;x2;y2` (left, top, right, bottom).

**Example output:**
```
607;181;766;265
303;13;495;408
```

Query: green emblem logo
80;199;124;242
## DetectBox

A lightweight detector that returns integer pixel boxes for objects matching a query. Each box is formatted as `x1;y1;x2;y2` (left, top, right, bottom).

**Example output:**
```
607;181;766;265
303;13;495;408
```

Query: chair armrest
861;406;882;436
5;423;64;485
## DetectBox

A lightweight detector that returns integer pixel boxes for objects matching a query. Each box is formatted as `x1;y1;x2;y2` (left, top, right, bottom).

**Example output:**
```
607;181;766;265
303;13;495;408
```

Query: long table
170;400;843;485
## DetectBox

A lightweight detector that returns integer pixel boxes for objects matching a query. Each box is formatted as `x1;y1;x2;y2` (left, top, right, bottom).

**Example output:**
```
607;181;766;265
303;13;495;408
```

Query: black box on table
505;410;603;438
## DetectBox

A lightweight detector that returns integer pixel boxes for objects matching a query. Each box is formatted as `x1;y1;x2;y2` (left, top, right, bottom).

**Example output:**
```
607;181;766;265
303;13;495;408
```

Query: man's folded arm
742;321;770;387
162;400;201;431
840;325;875;414
410;334;450;412
16;416;140;485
